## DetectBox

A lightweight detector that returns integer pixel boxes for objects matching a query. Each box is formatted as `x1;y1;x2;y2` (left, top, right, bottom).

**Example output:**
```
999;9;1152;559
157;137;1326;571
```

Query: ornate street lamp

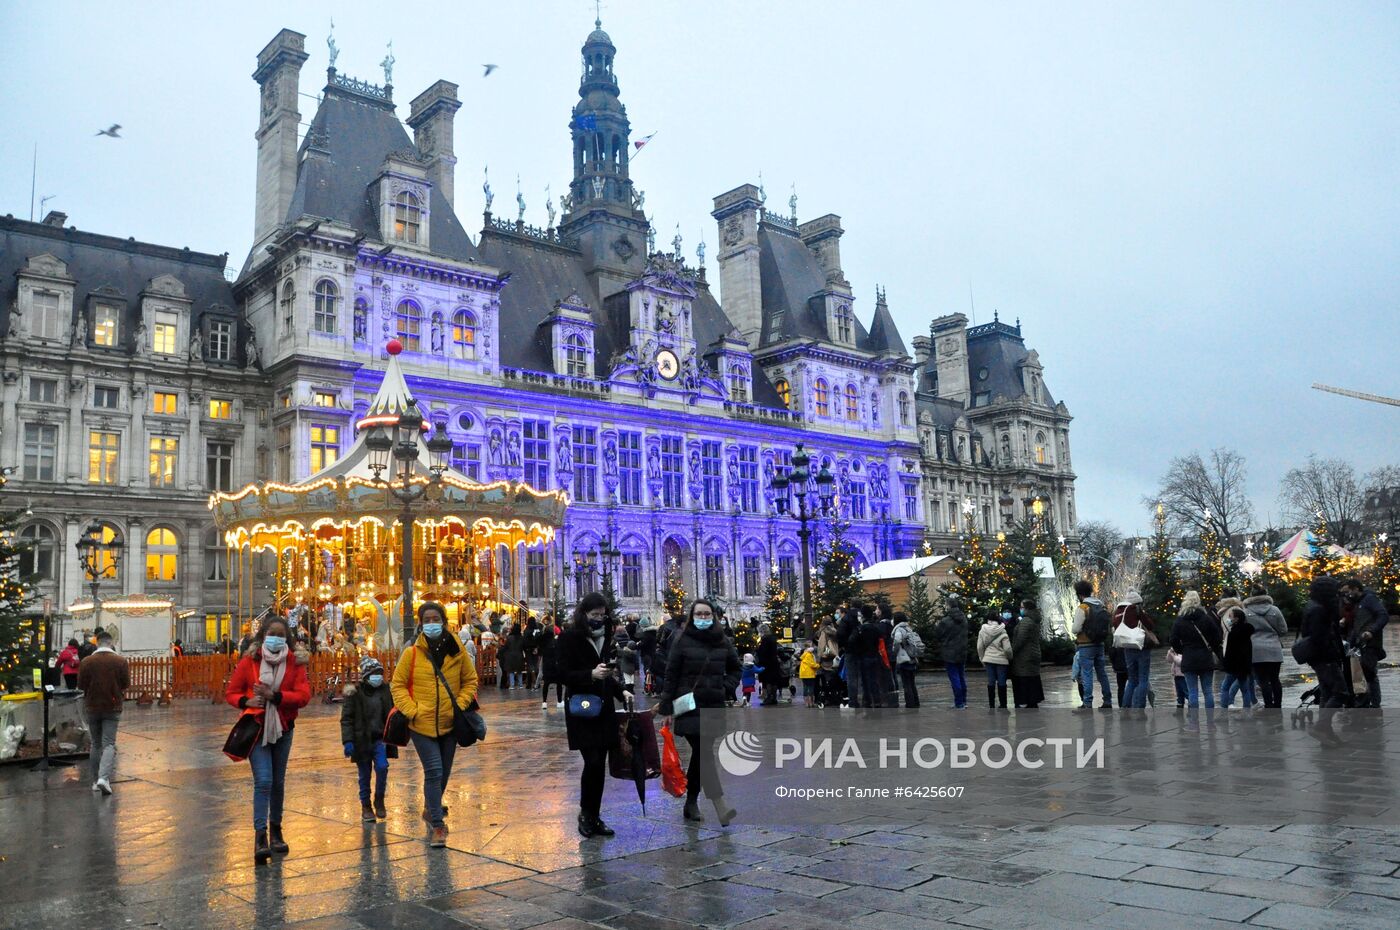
75;520;123;623
772;442;835;638
598;536;622;599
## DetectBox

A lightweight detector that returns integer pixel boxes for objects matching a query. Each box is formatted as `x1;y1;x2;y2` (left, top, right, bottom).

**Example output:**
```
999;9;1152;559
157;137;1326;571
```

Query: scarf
259;649;288;746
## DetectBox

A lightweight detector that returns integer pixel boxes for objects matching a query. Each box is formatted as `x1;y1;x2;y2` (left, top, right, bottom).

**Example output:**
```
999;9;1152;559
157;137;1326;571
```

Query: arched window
279;281;295;335
453;310;476;360
814;379;830;417
564;334;588;376
898;391;911;426
728;365;748;403
844;383;858;421
1035;431;1048;465
835;304;853;343
18;524;56;580
204;527;227;582
395;300;422;352
353;298;368;344
312;280;338;334
393;190;422;243
871;392;880;426
775;378;791;409
146;527;178;582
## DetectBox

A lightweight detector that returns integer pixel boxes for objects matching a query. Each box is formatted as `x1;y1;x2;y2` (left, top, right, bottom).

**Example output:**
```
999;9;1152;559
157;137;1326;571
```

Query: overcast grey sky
3;1;1396;533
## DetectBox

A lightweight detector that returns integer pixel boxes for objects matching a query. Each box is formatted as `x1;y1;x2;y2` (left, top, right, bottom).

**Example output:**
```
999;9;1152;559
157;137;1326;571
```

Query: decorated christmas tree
905;567;937;644
763;564;790;631
1307;511;1339;580
0;498;37;690
1195;524;1236;605
942;526;999;628
812;518;862;622
1369;535;1399;612
662;556;686;618
1140;505;1184;632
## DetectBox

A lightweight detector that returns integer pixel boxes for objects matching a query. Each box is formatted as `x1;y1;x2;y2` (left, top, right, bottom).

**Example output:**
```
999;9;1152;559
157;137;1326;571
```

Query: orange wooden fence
123;645;499;702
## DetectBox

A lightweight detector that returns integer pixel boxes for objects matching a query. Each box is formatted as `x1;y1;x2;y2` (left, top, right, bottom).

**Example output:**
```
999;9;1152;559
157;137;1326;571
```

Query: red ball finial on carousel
386;338;403;356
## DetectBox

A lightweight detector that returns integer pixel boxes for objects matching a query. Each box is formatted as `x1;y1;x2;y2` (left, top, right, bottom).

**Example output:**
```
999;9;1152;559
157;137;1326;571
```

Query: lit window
898;391;910;426
844;383;858;421
814;379;830;417
28;378;57;403
453;310;476;360
395;300;422;351
149;436;178;487
310;423;340;472
1035;432;1048;465
145;527;178;582
208;320;232;361
32;291;62;340
775;378;791;409
564;334;588;376
313;391;337;408
313;280;338;334
152;310;178;354
393;191;422;243
22;423;58;481
728;365;748;403
152;392;178;415
280;281;295;334
88;431;120;485
18;524;56;579
93;385;119;409
93;305;119;347
208;398;232;419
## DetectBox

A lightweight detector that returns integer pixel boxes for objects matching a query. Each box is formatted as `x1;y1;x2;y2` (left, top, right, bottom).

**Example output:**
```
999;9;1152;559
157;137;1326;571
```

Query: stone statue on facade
645;217;656;253
603;437;618;479
696;237;706;269
516;177;526;223
672;225;683;257
327;19;339;69
687;448;702;501
506;430;521;467
646;444;661;485
188;328;202;361
488;428;504;466
380;41;395;85
763;460;776;507
483;166;493;212
559;192;572;215
245;331;261;368
545;184;555;228
557;432;572;474
134;317;147;353
72;312;86;347
591;176;604;201
631;188;644;211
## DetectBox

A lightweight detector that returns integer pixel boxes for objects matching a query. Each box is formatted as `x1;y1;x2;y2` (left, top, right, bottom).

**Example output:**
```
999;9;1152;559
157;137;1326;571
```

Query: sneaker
556;700;564;708
429;826;448;848
95;778;112;795
542;702;549;710
91;781;102;792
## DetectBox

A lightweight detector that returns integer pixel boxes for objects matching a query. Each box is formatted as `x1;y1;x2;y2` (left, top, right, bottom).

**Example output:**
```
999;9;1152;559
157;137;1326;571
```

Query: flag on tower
633;131;657;152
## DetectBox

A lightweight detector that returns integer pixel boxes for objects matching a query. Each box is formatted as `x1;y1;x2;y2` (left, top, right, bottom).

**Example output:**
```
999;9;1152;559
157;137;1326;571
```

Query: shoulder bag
383;649;414;747
430;655;486;747
1189;616;1224;670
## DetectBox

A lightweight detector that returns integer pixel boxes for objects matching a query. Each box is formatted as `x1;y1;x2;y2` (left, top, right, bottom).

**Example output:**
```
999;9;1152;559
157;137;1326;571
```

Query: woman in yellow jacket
390;601;478;848
798;640;821;707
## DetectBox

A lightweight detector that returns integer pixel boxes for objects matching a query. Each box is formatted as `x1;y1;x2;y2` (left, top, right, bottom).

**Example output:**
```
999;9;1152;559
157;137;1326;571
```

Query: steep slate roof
0;216;236;343
475;230;601;373
865;295;907;357
287;83;479;263
966;323;1054;406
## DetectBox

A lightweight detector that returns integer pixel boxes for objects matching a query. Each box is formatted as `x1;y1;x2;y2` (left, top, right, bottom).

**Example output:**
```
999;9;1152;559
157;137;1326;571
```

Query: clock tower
619;252;699;385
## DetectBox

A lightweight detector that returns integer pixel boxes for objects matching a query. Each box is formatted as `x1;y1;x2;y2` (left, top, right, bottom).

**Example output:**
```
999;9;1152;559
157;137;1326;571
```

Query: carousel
209;340;568;650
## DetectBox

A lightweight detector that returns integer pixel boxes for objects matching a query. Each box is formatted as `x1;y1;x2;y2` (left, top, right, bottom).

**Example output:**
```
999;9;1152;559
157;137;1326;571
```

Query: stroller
1290;644;1361;728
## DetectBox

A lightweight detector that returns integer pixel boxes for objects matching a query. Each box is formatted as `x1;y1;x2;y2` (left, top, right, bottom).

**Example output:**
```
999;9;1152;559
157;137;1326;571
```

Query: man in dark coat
755;624;783;705
1300;576;1347;740
836;606;864;707
932;597;969;708
1341;578;1388;708
855;605;886;708
653;612;685;696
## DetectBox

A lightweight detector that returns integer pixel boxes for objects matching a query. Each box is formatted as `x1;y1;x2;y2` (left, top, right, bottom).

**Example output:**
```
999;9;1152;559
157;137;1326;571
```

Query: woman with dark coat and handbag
225;617;312;863
755;624;783;706
1298;576;1347;740
1009;600;1045;709
1169;591;1223;709
558;592;628;838
659;598;742;825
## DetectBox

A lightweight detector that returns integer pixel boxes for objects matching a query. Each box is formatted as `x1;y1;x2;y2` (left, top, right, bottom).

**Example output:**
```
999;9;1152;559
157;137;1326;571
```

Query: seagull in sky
95;124;122;138
482;64;498;77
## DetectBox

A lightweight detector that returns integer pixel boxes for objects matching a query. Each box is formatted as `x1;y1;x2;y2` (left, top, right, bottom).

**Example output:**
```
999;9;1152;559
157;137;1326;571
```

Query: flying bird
95;124;122;138
482;64;498;77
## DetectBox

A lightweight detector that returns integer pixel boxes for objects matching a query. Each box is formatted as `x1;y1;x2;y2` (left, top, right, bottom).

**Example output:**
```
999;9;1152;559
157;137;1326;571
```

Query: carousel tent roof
1274;529;1353;562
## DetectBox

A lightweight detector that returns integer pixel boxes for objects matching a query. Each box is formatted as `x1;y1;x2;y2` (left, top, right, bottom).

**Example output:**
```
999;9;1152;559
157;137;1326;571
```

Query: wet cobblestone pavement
4;660;1400;930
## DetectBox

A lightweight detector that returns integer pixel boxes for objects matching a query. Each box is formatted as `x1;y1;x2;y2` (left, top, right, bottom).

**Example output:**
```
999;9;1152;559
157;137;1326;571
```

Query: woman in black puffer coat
1299;576;1347;735
659;599;741;826
1170;593;1223;709
557;593;627;838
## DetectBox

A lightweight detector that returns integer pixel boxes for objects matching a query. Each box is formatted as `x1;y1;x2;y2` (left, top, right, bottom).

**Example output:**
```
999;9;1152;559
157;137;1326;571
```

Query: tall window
152;310;178;354
313;279;338;334
814;379;830;417
573;426;598;503
88;431;120;484
701;441;722;511
564;334;588;376
848;480;867;520
903;481;918;521
742;555;761;597
523;420;550;488
835;303;853;343
32;291;61;340
205;527;228;582
618;431;642;505
704;554;725;597
930;500;942;530
1035;432;1048;465
660;436;683;508
353;299;368;345
208;398;232;419
310;423;340;472
279;281;295;335
775;378;791;409
145;527;178;582
149;436;178;488
621;553;642;598
275;425;292;481
152;391;178;415
93;305;119;347
778;555;796;593
22;424;58;481
728;366;748;402
206;440;234;491
393;190;422;242
526;550;548;599
844;383;858;421
898;391;911;426
18;524;56;579
395;300;422;351
451;442;481;480
93;385;119;409
737;446;759;512
28;378;57;403
208;320;232;361
453;310;476;360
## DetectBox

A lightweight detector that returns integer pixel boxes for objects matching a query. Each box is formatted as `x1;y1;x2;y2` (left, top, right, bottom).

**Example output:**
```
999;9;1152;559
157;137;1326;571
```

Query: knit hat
360;656;383;677
1120;590;1143;606
742;653;755;664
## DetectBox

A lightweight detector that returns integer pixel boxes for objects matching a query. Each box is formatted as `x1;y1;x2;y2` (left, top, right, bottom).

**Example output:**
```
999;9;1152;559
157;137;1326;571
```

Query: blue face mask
1000;612;1012;621
262;635;287;653
693;618;713;630
422;623;444;639
367;673;384;688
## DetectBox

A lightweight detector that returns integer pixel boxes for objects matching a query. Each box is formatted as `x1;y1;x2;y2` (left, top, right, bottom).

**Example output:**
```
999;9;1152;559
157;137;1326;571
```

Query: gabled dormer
373;151;432;250
705;329;753;403
541;292;596;377
139;273;192;359
1019;349;1045;405
13;252;75;344
85;284;126;351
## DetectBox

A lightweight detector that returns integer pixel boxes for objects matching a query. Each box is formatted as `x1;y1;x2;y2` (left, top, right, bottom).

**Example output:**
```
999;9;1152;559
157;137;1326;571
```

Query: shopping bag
659;724;687;798
1351;654;1369;697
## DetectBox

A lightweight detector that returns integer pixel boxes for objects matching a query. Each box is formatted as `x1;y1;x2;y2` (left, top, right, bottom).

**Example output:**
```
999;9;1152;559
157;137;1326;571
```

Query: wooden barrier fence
123;645;499;703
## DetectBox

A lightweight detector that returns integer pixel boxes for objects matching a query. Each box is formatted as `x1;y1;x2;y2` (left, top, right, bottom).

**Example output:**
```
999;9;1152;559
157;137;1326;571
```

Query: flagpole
631;131;659;161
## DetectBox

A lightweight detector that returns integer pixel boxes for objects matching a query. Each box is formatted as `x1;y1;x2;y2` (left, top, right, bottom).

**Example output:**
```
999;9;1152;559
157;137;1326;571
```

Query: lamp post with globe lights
771;443;835;637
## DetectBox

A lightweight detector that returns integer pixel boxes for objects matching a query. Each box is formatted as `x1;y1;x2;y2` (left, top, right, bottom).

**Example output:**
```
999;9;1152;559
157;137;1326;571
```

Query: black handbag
431;660;486;747
1291;635;1317;666
383;707;411;747
223;713;262;762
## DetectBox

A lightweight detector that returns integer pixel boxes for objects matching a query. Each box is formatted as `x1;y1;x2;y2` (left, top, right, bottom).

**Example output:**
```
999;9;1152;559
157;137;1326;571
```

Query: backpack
896;625;926;662
1083;604;1111;643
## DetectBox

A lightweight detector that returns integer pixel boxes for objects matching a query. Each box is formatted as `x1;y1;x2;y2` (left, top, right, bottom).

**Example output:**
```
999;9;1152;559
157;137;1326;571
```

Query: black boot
683;798;704;822
254;829;271;864
998;685;1008;709
590;815;615;837
577;810;595;838
269;824;289;855
988;685;997;709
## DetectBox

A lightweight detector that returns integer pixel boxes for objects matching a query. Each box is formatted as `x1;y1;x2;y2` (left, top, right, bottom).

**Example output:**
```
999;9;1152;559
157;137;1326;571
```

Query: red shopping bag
660;724;687;798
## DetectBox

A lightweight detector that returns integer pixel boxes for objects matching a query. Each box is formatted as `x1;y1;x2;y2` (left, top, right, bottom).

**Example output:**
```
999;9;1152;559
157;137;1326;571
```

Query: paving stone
1283;866;1400;898
1101;882;1266;922
728;869;849;897
795;859;929;889
1120;865;1220;890
996;848;1139;879
1250;901;1400;930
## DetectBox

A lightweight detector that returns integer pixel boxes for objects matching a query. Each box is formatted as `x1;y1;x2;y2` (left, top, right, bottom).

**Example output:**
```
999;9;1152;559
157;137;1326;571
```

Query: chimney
911;334;932;368
407;80;462;209
931;314;971;405
798;214;844;284
41;211;68;228
711;183;764;346
252;29;309;245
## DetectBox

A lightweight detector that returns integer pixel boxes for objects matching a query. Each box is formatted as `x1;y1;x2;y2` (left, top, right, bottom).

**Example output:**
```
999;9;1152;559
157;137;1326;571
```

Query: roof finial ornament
757;171;767;205
789;183;797;223
595;0;603;28
516;174;526;223
993;308;999;322
696;233;706;269
327;18;339;70
483;165;493;212
380;41;395;86
672;223;683;257
646;215;656;253
545;183;555;228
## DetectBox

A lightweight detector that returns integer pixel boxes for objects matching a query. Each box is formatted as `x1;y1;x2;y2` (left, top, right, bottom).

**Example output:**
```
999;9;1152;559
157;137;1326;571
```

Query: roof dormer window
393;190;422;243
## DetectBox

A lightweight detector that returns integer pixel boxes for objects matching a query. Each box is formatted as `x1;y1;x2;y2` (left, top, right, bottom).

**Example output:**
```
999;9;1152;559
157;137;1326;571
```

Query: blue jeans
1219;673;1256;708
1183;670;1215;709
984;664;1008;687
1075;645;1112;706
1173;677;1188;706
410;730;457;828
357;740;389;804
945;662;967;708
844;657;861;705
249;730;294;831
85;710;120;783
1123;649;1152;708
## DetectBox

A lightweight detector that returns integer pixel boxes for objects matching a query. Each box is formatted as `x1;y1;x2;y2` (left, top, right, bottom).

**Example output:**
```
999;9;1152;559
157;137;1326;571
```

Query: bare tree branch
1279;456;1365;546
1147;448;1253;544
1076;520;1125;568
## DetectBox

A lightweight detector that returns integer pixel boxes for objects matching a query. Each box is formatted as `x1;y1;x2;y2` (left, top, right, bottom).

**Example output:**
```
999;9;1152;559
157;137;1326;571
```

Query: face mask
1000;613;1012;621
587;617;606;631
693;618;713;630
422;623;444;639
367;674;384;688
262;635;287;653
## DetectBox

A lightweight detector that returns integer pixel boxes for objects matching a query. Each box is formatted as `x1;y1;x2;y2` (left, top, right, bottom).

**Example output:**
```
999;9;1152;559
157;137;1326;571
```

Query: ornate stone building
0;21;1075;631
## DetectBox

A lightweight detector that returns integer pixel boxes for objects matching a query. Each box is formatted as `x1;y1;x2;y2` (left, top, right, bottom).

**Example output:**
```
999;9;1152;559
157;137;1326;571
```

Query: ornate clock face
655;348;680;381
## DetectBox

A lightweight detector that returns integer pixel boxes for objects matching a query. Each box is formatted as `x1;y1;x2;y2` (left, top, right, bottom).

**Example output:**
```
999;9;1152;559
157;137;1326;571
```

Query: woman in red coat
225;617;311;863
57;639;82;689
